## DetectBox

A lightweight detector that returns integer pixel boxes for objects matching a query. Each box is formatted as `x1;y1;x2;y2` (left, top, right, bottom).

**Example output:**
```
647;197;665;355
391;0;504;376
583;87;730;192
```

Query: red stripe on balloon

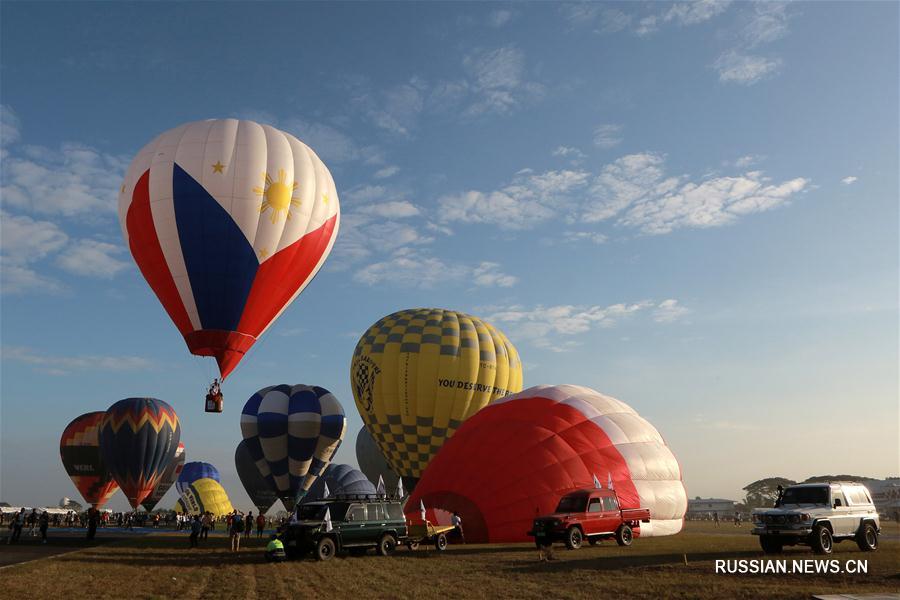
406;396;638;543
125;170;193;336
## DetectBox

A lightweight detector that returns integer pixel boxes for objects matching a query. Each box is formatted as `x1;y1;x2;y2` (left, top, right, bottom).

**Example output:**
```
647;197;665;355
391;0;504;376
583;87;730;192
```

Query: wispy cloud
653;299;690;323
1;104;21;146
282;117;363;163
593;124;624;149
0;210;69;265
373;165;400;179
489;9;514;28
664;0;732;26
462;46;544;116
55;239;129;278
353;248;516;289
552;146;587;163
713;2;792;86
2;345;153;375
0;258;61;295
713;51;782;85
841;176;858;185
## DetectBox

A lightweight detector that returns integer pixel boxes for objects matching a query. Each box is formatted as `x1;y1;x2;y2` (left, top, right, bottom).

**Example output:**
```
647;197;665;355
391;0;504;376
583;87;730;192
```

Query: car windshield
781;487;828;505
556;494;588;513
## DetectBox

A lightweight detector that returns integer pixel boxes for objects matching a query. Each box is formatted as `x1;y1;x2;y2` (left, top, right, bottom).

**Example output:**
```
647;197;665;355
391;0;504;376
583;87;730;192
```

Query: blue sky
1;1;897;511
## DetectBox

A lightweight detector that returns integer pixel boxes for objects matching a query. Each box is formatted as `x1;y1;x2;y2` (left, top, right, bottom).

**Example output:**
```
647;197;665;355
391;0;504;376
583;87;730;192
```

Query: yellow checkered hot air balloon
351;308;523;488
177;477;234;517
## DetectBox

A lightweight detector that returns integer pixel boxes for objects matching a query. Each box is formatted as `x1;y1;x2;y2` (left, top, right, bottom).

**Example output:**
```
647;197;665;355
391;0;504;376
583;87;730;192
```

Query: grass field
1;521;898;599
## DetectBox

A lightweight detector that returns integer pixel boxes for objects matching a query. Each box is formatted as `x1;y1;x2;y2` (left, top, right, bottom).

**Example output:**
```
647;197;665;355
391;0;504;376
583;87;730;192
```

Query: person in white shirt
450;512;465;544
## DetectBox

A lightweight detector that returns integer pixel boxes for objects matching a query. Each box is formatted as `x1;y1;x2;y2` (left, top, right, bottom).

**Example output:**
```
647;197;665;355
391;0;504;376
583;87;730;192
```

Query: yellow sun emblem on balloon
254;169;301;224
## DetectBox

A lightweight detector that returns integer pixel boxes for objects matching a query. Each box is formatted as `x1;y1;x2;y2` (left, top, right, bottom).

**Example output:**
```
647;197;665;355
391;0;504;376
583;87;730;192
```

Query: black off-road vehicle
281;495;409;561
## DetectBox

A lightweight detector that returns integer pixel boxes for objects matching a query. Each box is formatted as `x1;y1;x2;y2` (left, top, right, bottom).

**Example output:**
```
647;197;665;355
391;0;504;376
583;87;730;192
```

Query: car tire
811;524;833;555
855;523;878;552
435;533;448;551
759;535;783;554
315;537;336;561
377;533;397;557
615;525;633;547
564;526;583;550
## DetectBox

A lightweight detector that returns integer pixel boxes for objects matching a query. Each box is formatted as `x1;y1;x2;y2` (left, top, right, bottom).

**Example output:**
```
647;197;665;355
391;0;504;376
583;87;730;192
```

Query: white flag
376;475;386;497
396;478;405;499
607;472;614;491
419;499;427;522
593;473;602;489
322;481;330;499
324;507;333;532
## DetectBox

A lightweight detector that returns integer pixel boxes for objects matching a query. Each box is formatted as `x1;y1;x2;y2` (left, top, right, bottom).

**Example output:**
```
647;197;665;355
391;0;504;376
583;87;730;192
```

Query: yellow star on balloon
212;161;225;173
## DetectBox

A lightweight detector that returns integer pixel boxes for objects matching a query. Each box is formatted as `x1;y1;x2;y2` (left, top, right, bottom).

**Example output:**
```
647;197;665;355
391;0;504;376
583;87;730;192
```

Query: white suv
751;482;880;554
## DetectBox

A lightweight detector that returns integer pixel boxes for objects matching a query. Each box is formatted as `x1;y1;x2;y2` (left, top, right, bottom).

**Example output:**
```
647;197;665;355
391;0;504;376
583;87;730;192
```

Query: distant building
687;498;737;519
863;479;900;515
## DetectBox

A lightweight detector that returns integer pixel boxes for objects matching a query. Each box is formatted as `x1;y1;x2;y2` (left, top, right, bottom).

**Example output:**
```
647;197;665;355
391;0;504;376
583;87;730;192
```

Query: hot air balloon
176;462;220;496
99;398;181;510
141;442;185;512
305;464;376;502
240;384;346;511
177;478;234;517
406;385;687;543
235;440;280;514
59;412;119;509
355;426;399;491
118;119;341;381
351;308;523;489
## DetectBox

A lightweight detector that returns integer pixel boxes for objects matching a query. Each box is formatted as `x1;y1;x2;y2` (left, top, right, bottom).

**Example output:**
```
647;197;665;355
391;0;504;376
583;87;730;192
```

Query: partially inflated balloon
141;442;185;512
178;478;234;517
240;384;346;510
305;464;376;502
99;398;181;509
406;385;687;542
176;462;220;496
355;426;399;491
235;440;279;514
118;119;341;379
60;412;119;509
351;308;523;485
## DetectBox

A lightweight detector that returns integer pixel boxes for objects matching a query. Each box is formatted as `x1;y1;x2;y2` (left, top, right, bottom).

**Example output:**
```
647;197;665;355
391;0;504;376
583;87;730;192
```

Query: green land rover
281;497;409;561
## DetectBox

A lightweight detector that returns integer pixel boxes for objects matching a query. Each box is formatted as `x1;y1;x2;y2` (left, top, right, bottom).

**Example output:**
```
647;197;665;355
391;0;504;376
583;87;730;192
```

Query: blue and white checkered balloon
240;384;347;511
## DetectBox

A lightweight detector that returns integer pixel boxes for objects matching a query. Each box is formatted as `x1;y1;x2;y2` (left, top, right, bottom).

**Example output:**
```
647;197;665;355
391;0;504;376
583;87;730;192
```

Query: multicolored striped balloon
99;398;181;509
118;119;340;380
140;442;185;512
59;412;119;509
240;384;346;511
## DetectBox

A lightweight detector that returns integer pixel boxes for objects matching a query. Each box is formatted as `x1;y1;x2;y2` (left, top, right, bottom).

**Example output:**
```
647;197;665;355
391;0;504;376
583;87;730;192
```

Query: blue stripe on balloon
173;163;258;331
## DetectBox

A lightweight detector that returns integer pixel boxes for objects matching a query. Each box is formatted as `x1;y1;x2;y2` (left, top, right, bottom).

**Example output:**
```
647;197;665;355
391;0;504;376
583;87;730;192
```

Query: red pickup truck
527;488;651;549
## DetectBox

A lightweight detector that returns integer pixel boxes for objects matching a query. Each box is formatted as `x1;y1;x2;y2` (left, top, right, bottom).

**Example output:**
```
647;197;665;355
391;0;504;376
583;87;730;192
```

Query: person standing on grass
256;513;266;538
39;511;49;544
245;511;254;538
189;515;201;548
27;508;38;536
230;511;243;552
450;512;465;544
201;512;211;540
86;508;99;540
713;511;719;527
8;508;25;543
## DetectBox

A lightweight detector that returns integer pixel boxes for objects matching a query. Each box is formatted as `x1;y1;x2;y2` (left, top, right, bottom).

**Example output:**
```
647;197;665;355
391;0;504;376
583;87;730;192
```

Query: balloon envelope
351;308;523;484
99;398;181;510
355;426;399;492
235;440;279;514
240;384;346;511
141;442;186;512
305;464;376;502
178;478;234;517
406;385;687;543
176;461;220;496
118;119;341;379
59;412;119;509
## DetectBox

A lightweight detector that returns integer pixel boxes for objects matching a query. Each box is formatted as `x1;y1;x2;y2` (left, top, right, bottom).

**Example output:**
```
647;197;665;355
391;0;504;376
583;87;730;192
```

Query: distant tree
743;477;796;508
802;475;876;484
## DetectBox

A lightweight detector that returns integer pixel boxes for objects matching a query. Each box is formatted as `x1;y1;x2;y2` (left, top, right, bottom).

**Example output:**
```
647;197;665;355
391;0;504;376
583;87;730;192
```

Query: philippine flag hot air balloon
240;384;346;511
351;308;523;489
406;385;687;543
118;119;341;380
59;412;120;509
176;461;221;496
141;442;185;512
99;398;181;509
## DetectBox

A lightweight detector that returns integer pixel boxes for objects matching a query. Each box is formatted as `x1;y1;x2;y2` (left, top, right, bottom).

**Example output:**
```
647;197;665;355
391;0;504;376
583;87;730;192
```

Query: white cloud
1;143;127;217
489;9;513;27
2;345;153;374
282;117;361;163
584;153;675;222
593;124;624;149
653;299;690;323
472;262;517;287
560;3;602;27
598;9;632;33
552;146;587;162
741;1;791;47
353;249;516;290
635;15;659;36
352;79;426;137
1;104;21;146
841;176;858;185
713;51;782;85
0;211;69;265
55;239;129;278
373;165;400;179
0;258;61;295
561;231;608;245
356;200;421;219
462;46;544;116
664;0;732;26
733;155;762;168
344;184;388;204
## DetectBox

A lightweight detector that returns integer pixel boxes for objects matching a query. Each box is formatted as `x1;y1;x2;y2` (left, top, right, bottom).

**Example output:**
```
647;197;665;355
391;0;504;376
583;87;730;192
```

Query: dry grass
1;521;898;599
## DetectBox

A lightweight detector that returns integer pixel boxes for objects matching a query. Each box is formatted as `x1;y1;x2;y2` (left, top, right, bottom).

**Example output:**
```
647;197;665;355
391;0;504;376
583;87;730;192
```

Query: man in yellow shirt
265;534;286;562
